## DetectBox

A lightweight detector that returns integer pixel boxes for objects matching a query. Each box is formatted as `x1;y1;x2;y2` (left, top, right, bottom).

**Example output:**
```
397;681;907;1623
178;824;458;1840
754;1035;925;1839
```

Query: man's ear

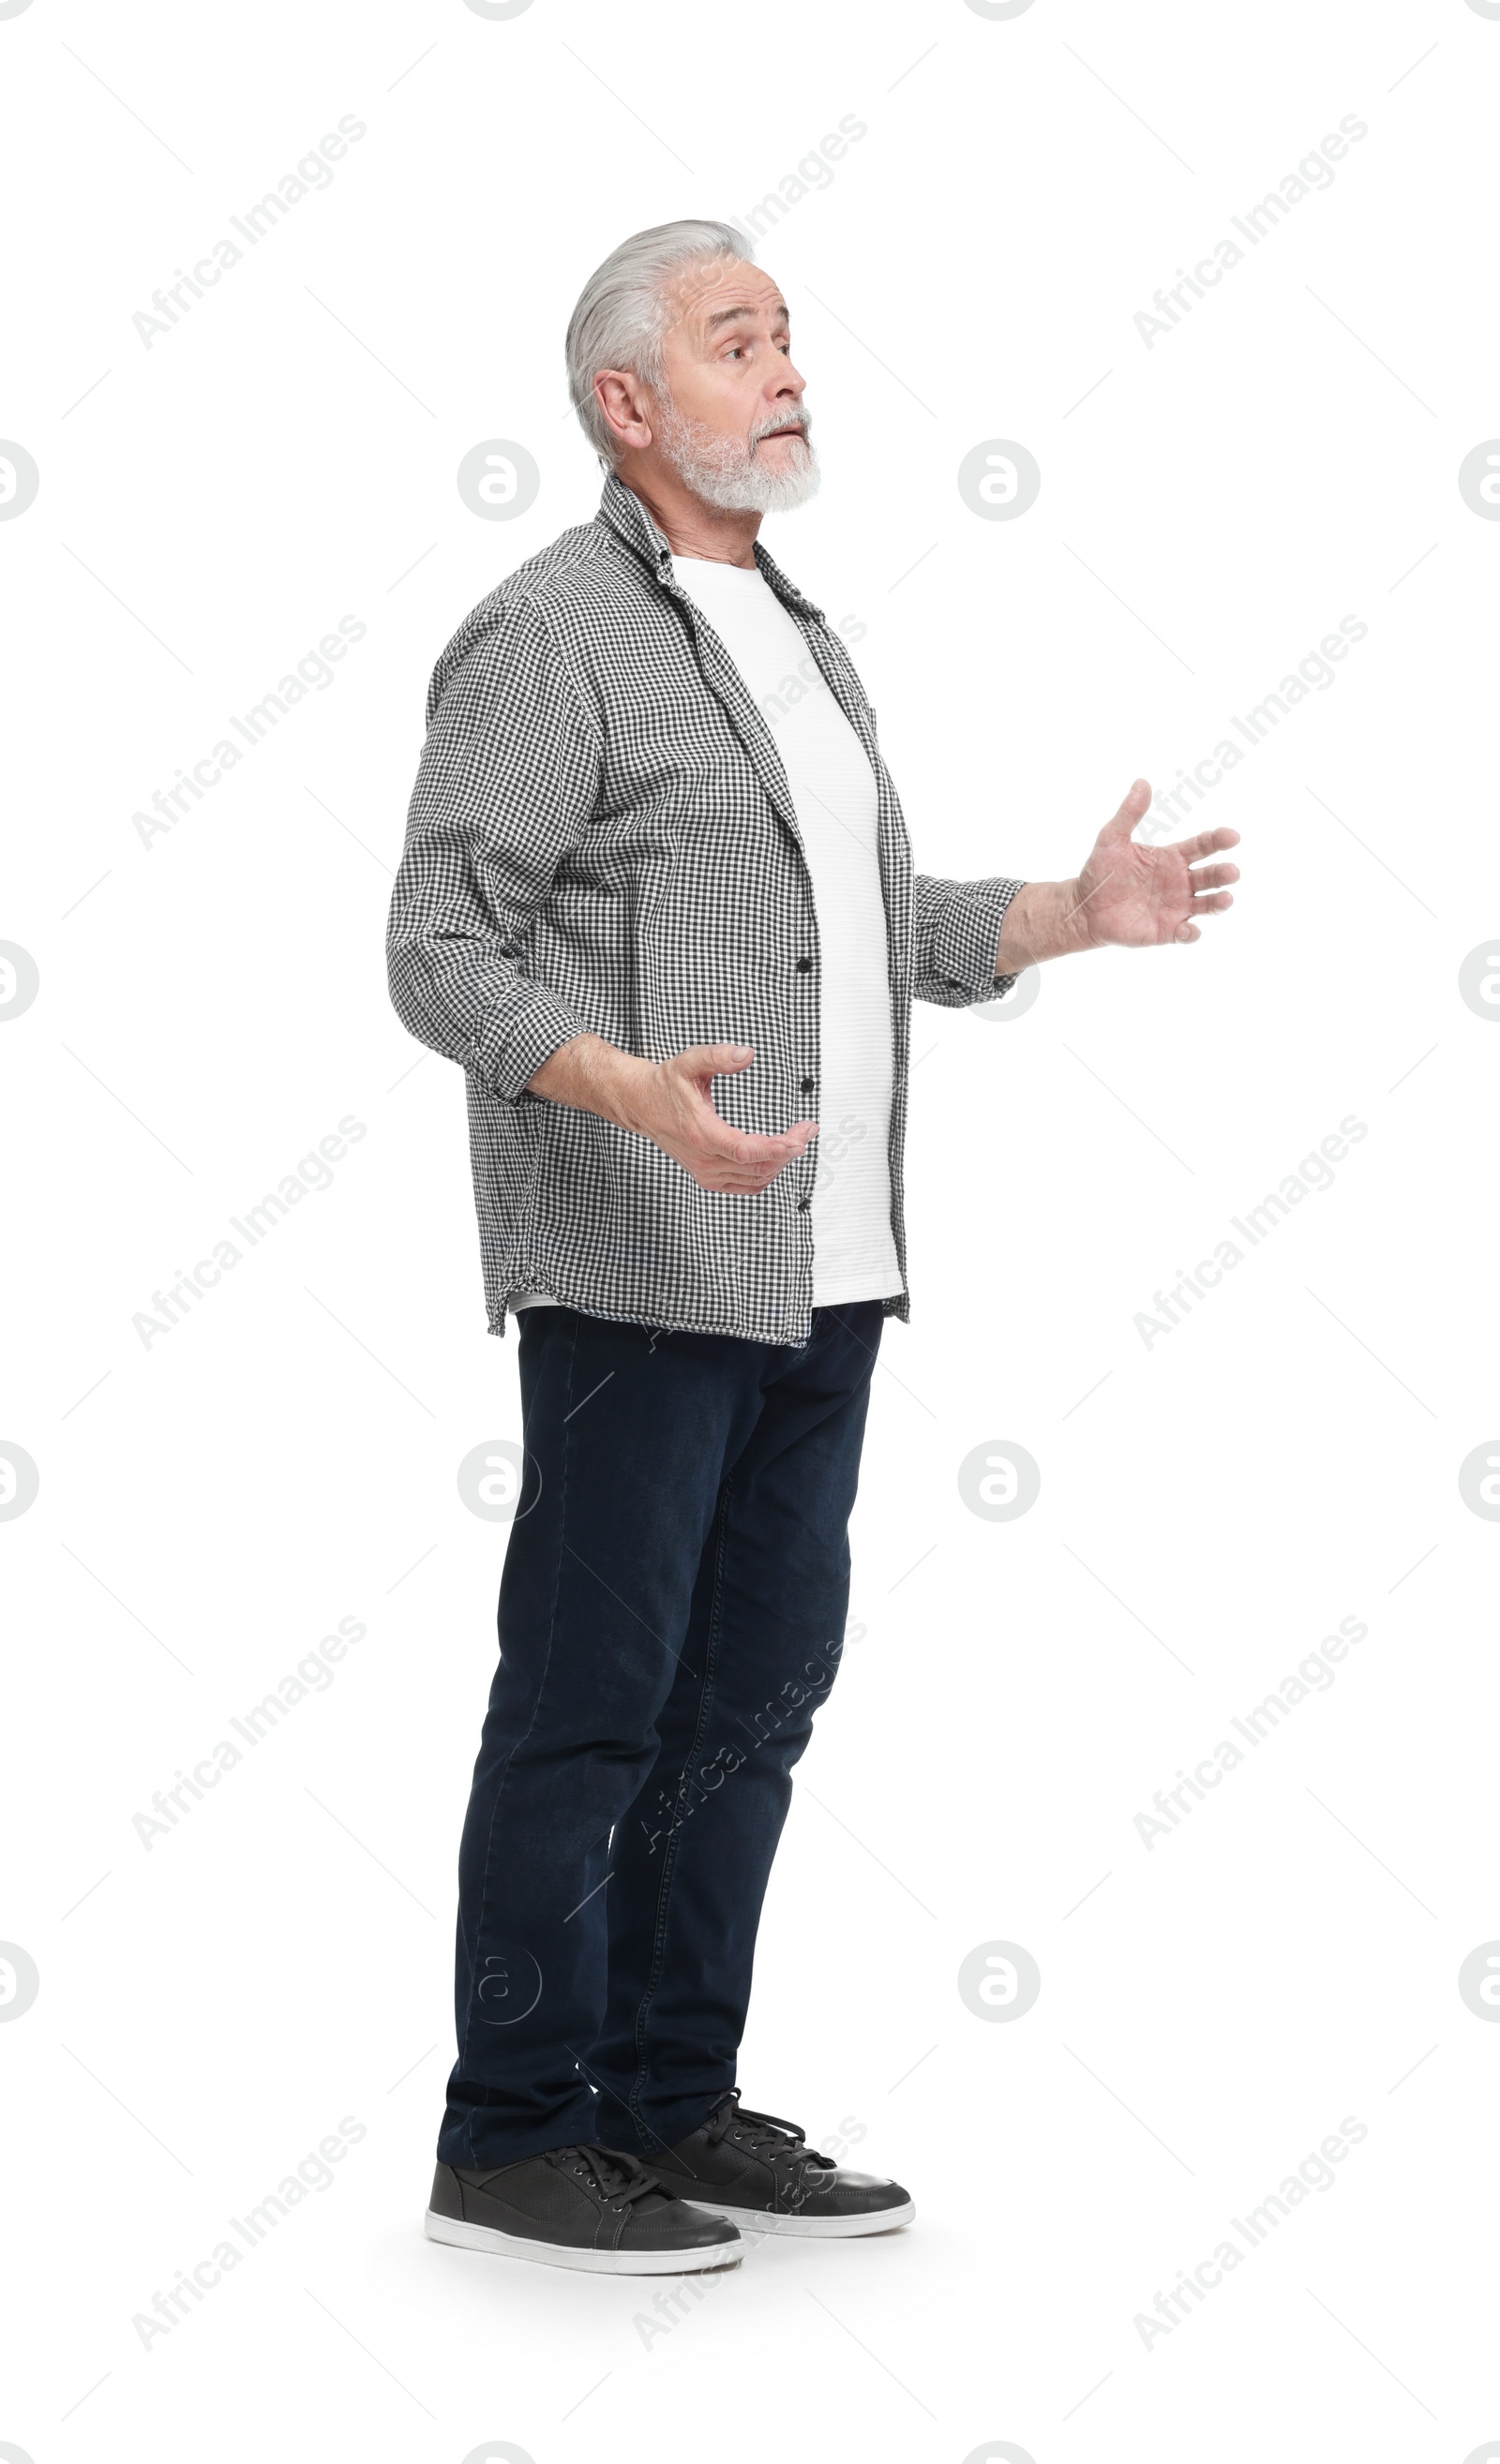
594;369;652;456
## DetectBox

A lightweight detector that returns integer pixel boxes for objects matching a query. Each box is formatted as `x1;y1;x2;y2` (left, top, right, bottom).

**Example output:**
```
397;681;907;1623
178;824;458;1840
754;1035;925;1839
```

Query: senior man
387;218;1239;2276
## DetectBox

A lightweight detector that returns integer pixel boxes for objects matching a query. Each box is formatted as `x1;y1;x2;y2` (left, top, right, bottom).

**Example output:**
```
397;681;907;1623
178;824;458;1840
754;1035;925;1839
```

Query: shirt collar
594;470;825;625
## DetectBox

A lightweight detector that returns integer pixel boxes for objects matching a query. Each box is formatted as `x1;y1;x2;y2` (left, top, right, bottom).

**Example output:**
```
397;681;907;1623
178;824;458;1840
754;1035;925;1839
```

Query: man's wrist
996;878;1094;973
527;1033;656;1131
1053;875;1099;955
602;1048;658;1136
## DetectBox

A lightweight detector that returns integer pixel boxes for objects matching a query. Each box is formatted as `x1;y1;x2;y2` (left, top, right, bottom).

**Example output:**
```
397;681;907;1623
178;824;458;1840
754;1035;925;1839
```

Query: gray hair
565;219;753;470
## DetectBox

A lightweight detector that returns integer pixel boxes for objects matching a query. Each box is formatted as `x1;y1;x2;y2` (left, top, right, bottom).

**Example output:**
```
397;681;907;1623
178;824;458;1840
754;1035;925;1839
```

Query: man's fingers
658;1049;818;1183
1177;824;1240;863
694;1150;807;1191
706;1118;818;1165
677;1041;755;1078
687;1114;818;1191
1191;889;1234;912
1188;862;1239;890
1100;777;1153;840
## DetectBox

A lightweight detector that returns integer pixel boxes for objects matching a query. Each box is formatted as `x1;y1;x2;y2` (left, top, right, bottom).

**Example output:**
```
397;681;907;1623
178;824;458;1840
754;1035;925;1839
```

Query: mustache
750;410;812;450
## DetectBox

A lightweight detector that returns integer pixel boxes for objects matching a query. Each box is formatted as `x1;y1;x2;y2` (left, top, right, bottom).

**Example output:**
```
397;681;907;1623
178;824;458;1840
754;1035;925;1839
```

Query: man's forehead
667;260;788;330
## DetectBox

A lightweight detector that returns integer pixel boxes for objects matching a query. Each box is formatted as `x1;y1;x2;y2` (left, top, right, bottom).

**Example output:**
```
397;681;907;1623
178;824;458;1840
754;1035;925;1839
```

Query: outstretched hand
1072;778;1240;948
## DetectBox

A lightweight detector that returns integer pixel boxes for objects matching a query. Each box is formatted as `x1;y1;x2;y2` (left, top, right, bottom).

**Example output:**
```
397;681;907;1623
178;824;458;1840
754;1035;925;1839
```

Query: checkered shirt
386;470;1025;1344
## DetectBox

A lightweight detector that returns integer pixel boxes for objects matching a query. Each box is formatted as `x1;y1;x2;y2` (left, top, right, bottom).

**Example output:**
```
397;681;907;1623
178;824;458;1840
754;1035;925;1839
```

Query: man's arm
910;872;1029;1007
386;601;605;1098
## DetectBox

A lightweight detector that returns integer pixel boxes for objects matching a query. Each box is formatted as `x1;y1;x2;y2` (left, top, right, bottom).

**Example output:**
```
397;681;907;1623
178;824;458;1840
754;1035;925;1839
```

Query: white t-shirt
509;550;902;1317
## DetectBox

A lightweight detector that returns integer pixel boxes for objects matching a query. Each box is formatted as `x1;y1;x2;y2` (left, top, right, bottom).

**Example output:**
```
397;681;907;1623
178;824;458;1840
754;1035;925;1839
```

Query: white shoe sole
682;2196;916;2239
424;2208;742;2275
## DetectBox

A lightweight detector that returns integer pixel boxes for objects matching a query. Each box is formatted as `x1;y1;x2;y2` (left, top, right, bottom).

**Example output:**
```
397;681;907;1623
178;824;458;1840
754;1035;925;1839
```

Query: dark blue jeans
436;1298;883;2169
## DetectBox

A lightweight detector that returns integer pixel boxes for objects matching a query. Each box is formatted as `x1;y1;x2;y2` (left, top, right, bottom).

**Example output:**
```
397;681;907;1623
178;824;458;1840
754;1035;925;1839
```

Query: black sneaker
648;2091;915;2238
426;2142;742;2275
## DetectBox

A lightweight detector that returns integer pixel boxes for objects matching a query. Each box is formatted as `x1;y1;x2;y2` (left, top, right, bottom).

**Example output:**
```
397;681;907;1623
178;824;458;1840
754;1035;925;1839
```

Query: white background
3;0;1498;2458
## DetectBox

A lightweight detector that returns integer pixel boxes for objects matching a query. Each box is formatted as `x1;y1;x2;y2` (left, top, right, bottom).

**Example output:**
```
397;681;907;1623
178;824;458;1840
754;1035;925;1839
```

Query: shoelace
703;2091;834;2174
545;2142;666;2207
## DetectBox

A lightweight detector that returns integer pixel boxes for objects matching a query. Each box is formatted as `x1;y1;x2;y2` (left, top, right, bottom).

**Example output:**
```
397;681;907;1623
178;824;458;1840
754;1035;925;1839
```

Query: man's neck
616;464;760;569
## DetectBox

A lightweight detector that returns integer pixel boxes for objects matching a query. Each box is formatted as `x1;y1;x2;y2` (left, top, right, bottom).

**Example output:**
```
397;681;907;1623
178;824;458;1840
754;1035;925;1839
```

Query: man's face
649;259;818;515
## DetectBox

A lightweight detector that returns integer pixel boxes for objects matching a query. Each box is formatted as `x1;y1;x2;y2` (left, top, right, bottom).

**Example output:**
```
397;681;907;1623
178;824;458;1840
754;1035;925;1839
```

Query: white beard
653;395;821;515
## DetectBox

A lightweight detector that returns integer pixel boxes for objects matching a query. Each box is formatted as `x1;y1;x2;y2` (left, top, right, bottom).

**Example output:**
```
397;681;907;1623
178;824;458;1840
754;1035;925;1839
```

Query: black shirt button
797;1197;810;1212
796;956;813;973
800;1076;815;1093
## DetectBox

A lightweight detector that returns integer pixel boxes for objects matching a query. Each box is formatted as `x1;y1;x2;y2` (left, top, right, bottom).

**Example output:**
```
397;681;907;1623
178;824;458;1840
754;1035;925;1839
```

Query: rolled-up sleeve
911;872;1028;1008
386;601;603;1100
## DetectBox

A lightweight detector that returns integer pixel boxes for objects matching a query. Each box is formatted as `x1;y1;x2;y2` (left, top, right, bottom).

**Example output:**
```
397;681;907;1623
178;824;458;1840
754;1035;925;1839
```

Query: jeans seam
454;1308;580;2164
624;1468;735;2146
